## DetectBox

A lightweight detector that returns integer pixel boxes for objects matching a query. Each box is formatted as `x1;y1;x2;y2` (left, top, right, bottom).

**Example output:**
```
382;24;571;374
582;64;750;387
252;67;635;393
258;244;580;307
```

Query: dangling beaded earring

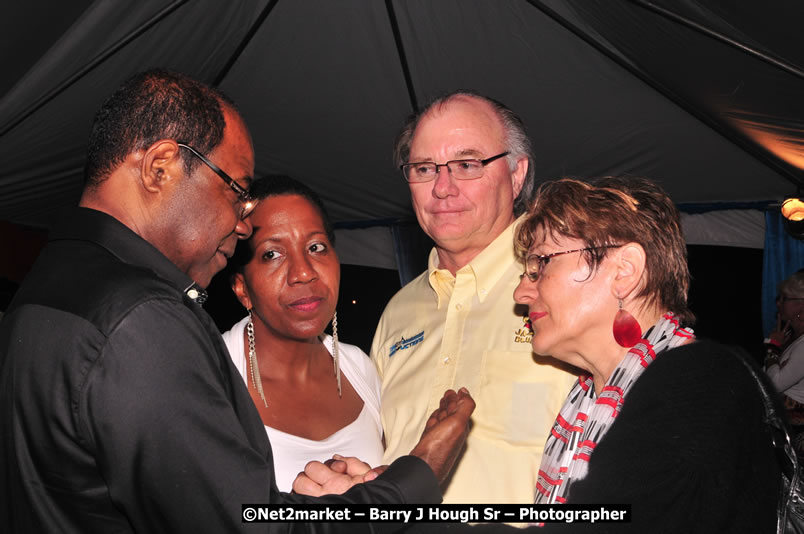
613;298;642;348
247;309;268;407
331;311;342;398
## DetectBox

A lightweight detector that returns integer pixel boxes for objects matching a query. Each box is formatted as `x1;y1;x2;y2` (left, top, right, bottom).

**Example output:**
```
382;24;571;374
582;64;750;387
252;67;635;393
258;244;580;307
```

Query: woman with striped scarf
510;176;780;533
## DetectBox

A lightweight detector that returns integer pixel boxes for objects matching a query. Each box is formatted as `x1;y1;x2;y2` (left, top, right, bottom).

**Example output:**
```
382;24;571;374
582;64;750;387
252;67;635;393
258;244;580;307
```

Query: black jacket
411;340;781;533
0;207;439;533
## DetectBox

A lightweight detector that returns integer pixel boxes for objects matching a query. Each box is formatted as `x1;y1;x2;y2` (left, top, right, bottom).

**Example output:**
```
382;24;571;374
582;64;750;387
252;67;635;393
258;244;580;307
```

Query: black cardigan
412;340;780;533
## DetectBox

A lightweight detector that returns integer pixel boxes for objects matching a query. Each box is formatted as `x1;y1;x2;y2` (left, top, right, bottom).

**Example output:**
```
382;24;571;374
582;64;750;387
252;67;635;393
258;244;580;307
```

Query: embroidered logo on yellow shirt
514;315;533;344
389;331;424;357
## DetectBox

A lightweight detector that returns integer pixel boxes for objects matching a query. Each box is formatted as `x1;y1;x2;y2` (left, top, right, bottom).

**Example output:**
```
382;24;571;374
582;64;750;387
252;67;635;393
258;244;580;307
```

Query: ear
510;156;528;199
611;243;647;300
140;140;184;193
231;272;252;310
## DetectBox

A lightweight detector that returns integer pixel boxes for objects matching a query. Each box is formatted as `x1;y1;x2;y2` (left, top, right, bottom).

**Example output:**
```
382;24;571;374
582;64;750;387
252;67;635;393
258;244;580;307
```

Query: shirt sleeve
765;337;804;393
369;311;388;380
81;297;439;533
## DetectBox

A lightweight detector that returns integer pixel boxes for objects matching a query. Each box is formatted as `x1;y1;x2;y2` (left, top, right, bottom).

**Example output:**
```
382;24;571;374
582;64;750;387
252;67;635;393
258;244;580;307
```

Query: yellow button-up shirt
371;219;577;504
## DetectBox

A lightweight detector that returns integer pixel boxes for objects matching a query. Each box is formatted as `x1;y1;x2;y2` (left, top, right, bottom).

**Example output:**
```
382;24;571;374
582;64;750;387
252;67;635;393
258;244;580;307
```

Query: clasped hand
292;387;475;495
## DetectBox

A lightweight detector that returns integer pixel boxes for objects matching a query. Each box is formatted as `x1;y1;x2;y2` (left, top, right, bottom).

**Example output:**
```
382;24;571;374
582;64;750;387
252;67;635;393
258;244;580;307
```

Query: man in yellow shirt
371;92;576;504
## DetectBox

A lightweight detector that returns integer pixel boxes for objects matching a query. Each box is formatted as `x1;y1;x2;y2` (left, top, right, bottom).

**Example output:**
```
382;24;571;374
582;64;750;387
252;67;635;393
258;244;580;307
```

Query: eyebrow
453;148;485;159
253;229;329;244
527;247;553;257
408;148;485;162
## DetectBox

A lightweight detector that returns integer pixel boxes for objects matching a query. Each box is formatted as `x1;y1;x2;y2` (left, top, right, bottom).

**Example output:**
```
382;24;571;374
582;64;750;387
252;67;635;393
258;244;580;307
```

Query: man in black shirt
0;70;473;533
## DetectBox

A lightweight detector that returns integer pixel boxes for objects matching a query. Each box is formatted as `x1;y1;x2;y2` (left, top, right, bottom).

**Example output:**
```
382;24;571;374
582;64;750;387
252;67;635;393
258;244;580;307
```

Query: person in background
764;271;804;457
221;175;383;491
0;69;473;534
370;91;576;504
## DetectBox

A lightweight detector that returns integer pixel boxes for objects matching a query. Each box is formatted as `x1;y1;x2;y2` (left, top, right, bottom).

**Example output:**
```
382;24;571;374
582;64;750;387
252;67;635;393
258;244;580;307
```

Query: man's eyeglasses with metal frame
522;245;622;282
400;151;509;183
177;143;257;219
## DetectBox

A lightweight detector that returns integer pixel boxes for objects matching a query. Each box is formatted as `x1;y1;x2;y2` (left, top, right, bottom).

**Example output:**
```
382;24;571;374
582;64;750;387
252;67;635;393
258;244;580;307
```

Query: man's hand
292;388;474;494
409;387;475;484
291;455;387;496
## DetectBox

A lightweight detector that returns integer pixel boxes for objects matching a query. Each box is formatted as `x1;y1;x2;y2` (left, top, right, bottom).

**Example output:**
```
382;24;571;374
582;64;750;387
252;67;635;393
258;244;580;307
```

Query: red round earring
613;298;642;347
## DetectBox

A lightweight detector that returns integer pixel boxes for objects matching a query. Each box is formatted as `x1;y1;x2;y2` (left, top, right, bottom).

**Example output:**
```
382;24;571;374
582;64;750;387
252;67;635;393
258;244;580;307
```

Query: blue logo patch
389;331;424;358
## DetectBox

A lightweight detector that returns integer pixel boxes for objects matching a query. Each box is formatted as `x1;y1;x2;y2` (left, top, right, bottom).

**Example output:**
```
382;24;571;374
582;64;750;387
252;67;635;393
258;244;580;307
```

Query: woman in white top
764;271;804;456
221;175;383;491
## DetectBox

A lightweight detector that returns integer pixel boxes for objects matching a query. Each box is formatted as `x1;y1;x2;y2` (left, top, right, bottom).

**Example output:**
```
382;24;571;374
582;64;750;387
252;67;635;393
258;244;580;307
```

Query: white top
766;334;804;403
221;316;384;491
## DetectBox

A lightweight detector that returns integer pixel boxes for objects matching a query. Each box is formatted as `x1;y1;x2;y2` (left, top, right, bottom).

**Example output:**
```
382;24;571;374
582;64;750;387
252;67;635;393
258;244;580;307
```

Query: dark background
203;262;403;354
0;216;769;363
0;242;769;363
200;243;767;363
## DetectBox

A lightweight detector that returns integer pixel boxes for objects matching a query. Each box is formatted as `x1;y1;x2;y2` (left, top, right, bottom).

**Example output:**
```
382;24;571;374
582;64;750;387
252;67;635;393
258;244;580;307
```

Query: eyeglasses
522;245;622;282
400;151;509;183
177;143;257;219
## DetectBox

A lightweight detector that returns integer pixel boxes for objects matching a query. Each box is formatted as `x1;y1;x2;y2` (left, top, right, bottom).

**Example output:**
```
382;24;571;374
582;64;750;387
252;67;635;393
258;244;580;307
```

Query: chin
186;263;218;291
529;334;558;359
192;274;212;291
291;320;331;341
529;341;551;357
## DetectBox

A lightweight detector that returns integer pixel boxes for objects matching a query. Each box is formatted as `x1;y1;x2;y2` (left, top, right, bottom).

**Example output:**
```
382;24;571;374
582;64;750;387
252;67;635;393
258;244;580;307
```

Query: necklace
245;310;342;408
247;310;268;407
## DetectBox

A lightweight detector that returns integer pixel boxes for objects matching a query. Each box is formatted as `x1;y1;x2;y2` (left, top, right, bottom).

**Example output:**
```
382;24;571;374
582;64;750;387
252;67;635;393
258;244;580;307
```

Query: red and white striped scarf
534;312;694;504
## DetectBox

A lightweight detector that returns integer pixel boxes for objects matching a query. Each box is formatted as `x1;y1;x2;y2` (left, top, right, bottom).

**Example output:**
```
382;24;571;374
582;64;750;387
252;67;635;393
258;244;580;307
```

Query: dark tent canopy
1;0;803;270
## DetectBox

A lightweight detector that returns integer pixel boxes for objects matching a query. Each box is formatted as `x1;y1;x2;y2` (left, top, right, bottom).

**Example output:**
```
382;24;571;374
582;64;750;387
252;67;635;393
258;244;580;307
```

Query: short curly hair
515;176;694;325
84;69;235;188
225;175;335;277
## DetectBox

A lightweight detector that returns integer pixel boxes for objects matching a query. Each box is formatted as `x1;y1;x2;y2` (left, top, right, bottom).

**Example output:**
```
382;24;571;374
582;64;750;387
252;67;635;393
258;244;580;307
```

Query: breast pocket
473;349;574;448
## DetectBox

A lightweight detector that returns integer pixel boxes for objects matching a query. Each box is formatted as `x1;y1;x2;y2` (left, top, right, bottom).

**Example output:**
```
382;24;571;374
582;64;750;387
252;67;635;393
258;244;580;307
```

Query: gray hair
393;91;535;216
779;272;804;299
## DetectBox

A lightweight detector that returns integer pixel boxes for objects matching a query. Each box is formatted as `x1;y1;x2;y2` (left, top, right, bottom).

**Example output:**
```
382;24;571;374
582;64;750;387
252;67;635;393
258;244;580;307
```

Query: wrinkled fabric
0;207;440;534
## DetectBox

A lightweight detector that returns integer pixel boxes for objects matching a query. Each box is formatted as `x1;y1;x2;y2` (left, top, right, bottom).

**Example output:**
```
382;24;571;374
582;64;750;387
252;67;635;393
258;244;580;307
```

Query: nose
513;273;537;305
287;251;316;284
431;164;459;199
235;217;253;240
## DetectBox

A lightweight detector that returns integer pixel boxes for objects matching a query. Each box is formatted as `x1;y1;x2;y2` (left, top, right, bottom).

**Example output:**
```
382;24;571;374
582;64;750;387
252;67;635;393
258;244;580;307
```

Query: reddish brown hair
515;176;694;325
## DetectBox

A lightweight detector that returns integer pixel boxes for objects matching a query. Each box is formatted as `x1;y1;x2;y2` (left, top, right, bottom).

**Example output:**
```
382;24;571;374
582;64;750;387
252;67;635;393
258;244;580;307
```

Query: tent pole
385;0;419;113
524;0;804;191
213;0;281;87
0;0;188;139
629;0;804;81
